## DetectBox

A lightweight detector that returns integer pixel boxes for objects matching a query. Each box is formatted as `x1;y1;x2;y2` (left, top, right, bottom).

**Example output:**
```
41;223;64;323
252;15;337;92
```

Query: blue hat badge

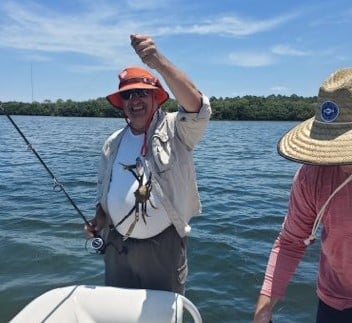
320;101;339;123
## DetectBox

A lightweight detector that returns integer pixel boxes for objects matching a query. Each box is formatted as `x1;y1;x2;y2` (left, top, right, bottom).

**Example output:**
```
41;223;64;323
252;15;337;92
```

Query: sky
0;0;351;103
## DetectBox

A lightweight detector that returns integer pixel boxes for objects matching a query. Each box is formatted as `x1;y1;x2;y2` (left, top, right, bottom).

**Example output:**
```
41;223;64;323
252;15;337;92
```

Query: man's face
121;89;157;134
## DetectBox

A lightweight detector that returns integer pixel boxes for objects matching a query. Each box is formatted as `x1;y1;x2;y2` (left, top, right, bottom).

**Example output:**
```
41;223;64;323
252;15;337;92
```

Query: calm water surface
0;116;320;322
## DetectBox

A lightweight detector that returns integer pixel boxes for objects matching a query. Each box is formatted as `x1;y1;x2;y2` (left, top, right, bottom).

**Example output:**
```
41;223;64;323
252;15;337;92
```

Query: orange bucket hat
106;66;169;109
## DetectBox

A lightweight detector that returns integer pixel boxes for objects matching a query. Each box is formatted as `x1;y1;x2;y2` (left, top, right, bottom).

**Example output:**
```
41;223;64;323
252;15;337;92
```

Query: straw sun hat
278;67;352;165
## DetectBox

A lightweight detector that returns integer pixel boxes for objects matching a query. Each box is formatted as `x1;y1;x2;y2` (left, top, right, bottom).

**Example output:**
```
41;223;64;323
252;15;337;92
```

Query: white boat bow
10;285;202;323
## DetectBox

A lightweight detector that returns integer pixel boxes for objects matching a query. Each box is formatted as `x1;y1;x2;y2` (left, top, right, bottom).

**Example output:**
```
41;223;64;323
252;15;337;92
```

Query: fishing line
0;102;105;254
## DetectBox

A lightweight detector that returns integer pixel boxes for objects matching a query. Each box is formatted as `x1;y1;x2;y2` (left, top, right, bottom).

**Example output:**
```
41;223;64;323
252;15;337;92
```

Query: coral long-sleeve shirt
261;164;352;310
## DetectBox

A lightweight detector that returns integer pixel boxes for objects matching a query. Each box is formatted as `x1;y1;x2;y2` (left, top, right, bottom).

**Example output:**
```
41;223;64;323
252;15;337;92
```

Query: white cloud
0;1;299;66
272;44;310;56
26;54;52;62
228;52;274;67
226;44;313;68
0;1;133;66
156;13;298;37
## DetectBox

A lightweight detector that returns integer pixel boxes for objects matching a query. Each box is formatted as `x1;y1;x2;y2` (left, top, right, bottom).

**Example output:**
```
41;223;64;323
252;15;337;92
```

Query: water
0;116;320;322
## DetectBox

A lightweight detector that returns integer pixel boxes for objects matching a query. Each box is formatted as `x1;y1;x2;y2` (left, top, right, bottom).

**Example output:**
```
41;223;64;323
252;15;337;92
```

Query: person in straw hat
253;67;352;323
85;34;211;294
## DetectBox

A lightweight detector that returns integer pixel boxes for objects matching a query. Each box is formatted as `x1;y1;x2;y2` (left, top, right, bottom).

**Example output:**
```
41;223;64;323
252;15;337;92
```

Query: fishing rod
0;102;105;254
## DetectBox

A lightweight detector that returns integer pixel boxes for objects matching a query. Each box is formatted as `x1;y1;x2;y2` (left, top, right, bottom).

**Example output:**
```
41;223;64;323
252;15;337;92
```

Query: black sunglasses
120;89;151;100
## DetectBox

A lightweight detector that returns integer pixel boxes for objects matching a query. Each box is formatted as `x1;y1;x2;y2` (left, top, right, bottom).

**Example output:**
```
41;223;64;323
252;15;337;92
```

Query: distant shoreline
0;94;316;121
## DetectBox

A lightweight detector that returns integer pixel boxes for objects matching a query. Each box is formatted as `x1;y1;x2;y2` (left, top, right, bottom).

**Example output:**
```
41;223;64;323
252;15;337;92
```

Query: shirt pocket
152;132;175;173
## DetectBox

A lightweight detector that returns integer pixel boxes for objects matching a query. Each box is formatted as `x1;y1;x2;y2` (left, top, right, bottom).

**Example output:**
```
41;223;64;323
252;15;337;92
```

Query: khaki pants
104;225;188;295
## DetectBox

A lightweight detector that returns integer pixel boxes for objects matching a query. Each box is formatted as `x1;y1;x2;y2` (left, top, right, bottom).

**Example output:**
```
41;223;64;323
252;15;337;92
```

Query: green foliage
0;95;316;121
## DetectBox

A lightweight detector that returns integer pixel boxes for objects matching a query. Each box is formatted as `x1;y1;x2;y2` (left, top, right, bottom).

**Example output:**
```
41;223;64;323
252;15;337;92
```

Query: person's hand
130;33;202;112
253;294;276;323
130;34;166;70
84;204;106;238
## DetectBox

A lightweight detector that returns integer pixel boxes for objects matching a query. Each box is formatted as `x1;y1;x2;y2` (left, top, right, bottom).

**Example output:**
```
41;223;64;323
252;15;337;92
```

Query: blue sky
0;0;351;103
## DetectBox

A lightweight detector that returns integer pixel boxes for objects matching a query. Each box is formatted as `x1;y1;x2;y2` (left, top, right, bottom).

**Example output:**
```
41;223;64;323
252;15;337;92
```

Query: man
253;67;352;323
85;34;211;295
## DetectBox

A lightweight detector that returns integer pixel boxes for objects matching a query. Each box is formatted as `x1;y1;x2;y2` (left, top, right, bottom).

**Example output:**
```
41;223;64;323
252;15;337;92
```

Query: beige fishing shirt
96;94;211;237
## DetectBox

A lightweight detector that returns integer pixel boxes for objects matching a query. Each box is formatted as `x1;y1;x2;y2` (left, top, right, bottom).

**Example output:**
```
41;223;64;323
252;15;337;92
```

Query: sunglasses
120;89;151;100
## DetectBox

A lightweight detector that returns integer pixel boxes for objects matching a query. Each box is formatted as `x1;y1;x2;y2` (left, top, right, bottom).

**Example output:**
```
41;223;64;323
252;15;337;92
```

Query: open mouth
131;105;144;111
130;105;146;115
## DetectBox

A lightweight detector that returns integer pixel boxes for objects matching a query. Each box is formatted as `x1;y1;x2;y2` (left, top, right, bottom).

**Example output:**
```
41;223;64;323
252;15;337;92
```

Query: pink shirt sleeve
260;165;317;298
260;165;352;309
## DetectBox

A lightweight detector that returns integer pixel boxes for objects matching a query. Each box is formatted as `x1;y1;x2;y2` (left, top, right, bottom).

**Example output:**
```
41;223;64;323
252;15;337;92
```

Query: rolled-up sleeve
175;94;212;150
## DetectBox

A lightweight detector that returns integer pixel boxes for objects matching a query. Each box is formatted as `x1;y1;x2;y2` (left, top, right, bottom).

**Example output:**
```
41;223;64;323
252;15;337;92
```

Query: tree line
0;94;317;121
